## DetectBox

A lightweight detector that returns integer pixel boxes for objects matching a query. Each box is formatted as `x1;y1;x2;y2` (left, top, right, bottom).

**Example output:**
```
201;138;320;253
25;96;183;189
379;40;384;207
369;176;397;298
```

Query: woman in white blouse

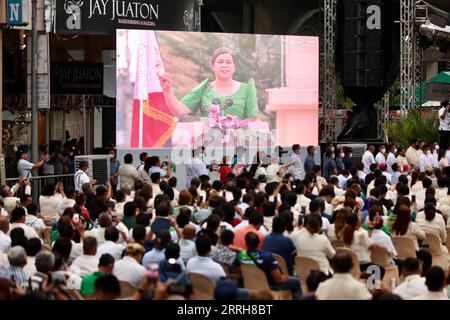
391;204;426;251
326;208;350;242
342;213;374;267
293;214;336;275
39;182;65;222
417;204;447;244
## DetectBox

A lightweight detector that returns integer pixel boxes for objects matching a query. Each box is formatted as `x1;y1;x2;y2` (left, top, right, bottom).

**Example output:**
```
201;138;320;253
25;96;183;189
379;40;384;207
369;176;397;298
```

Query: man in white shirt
136;152;148;180
288;144;304;181
362;145;376;174
148;156;171;179
315;251;372;300
96;226;125;262
85;213;113;246
186;234;226;284
413;266;449;300
24;203;46;235
0;216;11;254
419;145;433;173
74;161;96;193
393;258;428;299
438;100;450;152
186;147;208;188
17;150;46;178
113;243;147;288
118;153;139;189
150;172;162;196
70;237;99;278
0;181;31;215
9;207;40;240
386;144;397;174
405;139;421;171
375;145;386;166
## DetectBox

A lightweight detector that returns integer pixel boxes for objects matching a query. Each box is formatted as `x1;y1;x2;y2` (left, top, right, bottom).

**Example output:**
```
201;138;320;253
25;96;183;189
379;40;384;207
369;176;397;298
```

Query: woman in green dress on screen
158;47;259;120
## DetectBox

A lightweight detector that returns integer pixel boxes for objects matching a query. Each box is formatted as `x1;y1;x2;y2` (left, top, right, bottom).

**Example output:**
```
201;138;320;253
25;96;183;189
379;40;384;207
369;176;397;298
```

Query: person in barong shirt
186;146;208;187
288;144;305;181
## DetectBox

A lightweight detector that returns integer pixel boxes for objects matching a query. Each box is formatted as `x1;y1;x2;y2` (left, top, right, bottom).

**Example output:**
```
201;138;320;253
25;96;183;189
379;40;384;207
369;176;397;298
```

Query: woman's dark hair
176;210;191;229
219;229;235;246
206;214;221;232
279;210;294;233
306;270;328;292
424;204;436;222
334;208;350;240
52;237;72;262
115;189;126;203
392;205;411;236
210;47;234;66
343;213;358;246
222;202;236;223
154;194;170;209
123;202;137;217
41;184;55;197
263;202;276;217
10;228;27;248
139;184;153;204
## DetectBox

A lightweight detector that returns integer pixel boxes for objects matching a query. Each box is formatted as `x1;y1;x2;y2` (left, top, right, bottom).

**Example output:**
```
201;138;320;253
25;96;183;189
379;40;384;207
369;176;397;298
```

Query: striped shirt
0;266;28;284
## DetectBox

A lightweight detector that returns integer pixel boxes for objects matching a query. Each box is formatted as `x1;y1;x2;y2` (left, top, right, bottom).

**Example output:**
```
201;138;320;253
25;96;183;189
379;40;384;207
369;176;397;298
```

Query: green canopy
392;71;450;107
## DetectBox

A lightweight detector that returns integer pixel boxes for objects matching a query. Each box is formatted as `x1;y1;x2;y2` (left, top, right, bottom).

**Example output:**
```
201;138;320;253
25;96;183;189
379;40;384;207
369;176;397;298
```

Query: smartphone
412;195;416;202
301;206;306;215
72;213;80;224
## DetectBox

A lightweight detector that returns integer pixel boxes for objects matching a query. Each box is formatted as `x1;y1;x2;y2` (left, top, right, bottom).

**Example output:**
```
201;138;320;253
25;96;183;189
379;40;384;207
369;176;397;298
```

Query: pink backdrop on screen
266;36;319;146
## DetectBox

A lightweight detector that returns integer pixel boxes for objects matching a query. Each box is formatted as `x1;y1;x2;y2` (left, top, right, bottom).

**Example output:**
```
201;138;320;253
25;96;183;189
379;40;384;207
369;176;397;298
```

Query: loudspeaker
337;0;395;89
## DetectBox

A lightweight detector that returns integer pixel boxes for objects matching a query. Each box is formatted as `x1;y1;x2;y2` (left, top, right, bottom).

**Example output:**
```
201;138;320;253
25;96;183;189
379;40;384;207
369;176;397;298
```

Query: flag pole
139;100;143;148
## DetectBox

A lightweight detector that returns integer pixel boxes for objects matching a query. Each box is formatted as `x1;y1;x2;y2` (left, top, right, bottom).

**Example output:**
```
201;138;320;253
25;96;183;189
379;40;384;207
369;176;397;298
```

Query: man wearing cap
17;150;46;178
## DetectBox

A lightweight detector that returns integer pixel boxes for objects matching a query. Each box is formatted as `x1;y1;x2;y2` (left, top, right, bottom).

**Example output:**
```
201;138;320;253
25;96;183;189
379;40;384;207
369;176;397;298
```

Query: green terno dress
180;79;259;119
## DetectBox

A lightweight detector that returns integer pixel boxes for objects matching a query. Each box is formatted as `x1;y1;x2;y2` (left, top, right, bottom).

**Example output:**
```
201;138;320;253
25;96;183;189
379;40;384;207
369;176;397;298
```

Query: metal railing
5;174;75;198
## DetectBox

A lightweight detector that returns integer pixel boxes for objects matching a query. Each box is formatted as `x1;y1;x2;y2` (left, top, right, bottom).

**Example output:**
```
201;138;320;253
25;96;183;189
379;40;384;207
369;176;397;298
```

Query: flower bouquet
208;99;249;144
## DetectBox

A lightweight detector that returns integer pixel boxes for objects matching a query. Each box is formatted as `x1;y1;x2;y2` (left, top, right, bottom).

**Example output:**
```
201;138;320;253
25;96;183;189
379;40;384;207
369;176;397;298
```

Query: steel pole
31;0;39;201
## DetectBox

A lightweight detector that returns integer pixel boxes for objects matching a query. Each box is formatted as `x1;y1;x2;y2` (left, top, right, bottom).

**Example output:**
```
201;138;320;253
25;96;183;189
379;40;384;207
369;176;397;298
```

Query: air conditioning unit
74;155;110;185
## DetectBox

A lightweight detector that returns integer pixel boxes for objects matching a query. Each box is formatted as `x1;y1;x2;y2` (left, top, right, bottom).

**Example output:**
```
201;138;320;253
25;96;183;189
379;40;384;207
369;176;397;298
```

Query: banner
129;30;175;148
55;0;200;35
51;63;104;94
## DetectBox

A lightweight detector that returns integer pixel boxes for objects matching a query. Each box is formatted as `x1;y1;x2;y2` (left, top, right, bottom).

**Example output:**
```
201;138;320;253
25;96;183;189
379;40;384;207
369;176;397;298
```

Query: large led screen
116;30;319;150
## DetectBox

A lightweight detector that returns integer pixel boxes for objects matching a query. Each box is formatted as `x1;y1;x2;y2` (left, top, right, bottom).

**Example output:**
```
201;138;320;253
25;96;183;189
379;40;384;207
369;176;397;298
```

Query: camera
167;282;192;296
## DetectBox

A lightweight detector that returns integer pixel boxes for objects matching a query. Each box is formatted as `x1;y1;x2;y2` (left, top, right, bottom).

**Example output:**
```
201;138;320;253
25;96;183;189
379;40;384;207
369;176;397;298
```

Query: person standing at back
361;145;376;174
74;161;96;193
118;153;139;190
17;149;46;179
438;100;450;152
288;144;304;181
304;146;316;176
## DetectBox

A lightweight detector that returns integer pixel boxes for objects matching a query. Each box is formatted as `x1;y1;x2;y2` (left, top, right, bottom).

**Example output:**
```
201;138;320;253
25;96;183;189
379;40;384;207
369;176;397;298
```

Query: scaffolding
377;91;390;141
322;0;337;143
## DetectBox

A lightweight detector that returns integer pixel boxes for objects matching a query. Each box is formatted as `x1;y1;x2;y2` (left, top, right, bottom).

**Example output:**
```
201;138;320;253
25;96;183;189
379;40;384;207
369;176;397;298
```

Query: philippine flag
130;30;175;148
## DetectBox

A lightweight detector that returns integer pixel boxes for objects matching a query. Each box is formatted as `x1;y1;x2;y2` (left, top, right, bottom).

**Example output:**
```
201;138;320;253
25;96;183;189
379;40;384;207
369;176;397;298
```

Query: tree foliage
385;109;439;148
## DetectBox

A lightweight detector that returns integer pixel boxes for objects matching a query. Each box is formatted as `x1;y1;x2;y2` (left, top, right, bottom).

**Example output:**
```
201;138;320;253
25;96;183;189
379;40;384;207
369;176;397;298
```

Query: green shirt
361;224;391;237
80;271;105;297
180;79;259;118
